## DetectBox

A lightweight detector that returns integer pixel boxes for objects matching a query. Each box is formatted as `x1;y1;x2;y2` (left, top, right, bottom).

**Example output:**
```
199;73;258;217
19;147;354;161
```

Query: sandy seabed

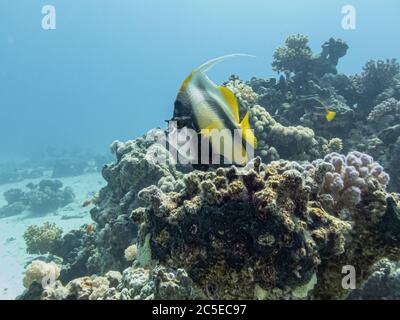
0;172;106;300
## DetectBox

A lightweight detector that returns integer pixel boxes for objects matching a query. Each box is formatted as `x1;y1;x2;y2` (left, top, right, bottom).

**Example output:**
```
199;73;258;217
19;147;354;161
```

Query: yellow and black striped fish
172;54;257;165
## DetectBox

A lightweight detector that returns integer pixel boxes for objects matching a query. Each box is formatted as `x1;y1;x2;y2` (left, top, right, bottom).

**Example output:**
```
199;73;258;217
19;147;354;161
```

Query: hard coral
23;222;63;254
23;261;60;289
272;34;313;75
305;151;390;216
250;105;320;161
130;155;400;299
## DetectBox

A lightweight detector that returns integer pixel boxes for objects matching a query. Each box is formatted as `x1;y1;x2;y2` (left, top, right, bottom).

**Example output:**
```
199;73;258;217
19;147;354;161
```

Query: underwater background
1;0;400;300
1;0;399;156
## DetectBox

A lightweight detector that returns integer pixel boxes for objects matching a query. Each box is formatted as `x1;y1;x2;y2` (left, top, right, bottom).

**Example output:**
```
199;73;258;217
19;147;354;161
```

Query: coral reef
304;151;390;216
352;59;400;116
20;151;400;300
29;147;114;177
346;99;400;191
51;159;89;178
124;244;137;262
225;76;259;111
18;34;400;301
22;138;184;283
249;105;322;162
367;98;400;128
0;163;43;185
348;259;400;300
249;35;354;137
0;179;75;217
28;266;196;300
23;222;63;254
23;261;60;289
128;157;400;299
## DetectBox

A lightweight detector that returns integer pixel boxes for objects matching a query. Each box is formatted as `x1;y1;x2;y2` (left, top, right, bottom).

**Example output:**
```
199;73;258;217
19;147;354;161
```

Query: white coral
225;79;258;105
124;244;138;262
23;260;60;289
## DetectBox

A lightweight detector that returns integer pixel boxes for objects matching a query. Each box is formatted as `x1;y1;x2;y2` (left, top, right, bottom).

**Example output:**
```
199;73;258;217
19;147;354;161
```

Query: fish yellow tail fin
240;112;257;149
198;54;256;73
326;110;336;122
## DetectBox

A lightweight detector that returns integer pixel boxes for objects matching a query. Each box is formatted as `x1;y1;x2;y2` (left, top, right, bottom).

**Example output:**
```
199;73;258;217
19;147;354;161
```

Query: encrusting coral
348;259;400;300
20;147;400;300
128;156;400;300
26;266;196;300
25;137;185;284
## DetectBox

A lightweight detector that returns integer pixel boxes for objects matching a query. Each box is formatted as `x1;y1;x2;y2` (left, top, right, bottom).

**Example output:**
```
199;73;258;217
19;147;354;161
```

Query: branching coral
250;105;321;161
323;138;343;154
225;76;258;111
304;151;390;216
272;35;348;79
272;34;313;75
367;98;400;127
355;59;400;98
352;59;400;115
23;222;63;254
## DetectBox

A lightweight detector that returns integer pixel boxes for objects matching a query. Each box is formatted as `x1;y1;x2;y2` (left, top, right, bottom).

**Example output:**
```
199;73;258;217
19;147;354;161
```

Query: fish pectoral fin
325;110;336;122
240;112;257;149
219;86;240;123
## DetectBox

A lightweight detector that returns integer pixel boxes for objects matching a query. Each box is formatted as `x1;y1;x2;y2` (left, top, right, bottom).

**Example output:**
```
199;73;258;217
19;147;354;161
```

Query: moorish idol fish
171;54;257;166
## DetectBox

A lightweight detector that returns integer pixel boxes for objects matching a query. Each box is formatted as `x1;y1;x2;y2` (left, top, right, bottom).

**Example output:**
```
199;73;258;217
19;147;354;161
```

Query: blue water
0;0;399;156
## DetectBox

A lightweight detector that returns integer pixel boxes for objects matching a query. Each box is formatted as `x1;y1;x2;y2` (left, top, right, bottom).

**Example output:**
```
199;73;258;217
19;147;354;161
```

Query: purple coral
311;151;390;209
